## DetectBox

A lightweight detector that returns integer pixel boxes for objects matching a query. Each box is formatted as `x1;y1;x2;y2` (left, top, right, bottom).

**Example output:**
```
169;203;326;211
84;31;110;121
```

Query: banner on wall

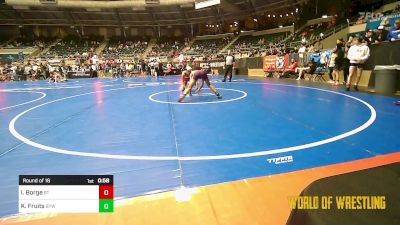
0;52;24;61
263;55;277;71
366;13;400;30
276;55;289;70
263;55;289;71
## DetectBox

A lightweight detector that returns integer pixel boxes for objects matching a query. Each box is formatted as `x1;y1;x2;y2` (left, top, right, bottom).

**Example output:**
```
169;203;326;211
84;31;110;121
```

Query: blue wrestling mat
0;76;399;217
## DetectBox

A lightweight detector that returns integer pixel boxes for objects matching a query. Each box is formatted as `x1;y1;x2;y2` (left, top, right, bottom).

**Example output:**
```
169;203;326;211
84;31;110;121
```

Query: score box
19;175;114;213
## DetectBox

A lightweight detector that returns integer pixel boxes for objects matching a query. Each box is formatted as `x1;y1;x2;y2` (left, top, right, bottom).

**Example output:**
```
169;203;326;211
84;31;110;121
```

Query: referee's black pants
223;65;233;81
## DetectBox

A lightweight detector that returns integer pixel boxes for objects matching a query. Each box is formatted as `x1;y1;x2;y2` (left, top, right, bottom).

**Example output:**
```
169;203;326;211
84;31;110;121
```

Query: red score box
99;185;114;199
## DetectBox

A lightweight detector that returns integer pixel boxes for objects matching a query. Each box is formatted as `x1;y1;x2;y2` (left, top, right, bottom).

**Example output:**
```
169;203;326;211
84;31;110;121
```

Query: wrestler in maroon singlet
178;69;221;102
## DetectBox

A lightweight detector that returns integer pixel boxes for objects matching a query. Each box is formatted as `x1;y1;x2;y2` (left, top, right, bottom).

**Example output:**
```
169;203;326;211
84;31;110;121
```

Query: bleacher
287;20;351;50
0;37;12;47
103;37;149;59
44;35;102;58
0;36;52;49
147;38;186;58
186;37;231;56
227;32;287;57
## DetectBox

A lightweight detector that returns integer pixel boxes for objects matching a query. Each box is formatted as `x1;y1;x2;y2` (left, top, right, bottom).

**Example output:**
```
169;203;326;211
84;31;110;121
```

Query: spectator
356;16;365;25
315;40;323;52
363;29;377;45
346;36;370;91
376;26;388;42
298;43;307;67
331;40;344;86
394;4;400;13
327;48;337;83
342;37;352;84
280;59;298;78
296;58;317;80
387;19;400;41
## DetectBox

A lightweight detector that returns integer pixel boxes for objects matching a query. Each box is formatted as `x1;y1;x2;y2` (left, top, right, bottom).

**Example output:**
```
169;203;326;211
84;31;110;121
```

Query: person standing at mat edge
223;50;235;82
346;36;370;91
178;70;222;102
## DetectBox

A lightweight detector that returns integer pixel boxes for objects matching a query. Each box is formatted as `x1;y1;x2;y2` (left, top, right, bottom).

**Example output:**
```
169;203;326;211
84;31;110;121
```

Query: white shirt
179;54;184;63
92;55;98;64
225;55;235;66
347;44;370;64
298;46;306;58
328;52;337;68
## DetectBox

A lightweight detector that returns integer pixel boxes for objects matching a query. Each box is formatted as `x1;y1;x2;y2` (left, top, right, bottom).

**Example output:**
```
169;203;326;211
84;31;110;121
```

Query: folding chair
314;66;327;82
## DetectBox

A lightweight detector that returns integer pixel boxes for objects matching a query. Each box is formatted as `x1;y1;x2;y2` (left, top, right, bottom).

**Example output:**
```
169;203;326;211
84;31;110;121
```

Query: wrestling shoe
178;95;185;103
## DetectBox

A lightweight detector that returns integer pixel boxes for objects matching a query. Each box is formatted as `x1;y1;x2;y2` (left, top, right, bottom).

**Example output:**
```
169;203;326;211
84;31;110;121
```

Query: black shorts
334;63;343;71
350;63;364;69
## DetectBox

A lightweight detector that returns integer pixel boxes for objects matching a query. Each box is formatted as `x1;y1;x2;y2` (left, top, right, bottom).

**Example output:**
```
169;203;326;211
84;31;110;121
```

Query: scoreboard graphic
19;175;114;213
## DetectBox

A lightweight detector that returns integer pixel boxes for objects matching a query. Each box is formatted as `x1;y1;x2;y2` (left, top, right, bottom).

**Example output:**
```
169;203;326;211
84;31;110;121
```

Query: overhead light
230;25;233;27
273;15;276;18
322;15;328;18
205;24;208;27
291;12;294;15
253;18;257;22
279;25;283;28
296;8;299;12
286;14;289;16
280;15;282;17
268;14;270;17
216;25;219;27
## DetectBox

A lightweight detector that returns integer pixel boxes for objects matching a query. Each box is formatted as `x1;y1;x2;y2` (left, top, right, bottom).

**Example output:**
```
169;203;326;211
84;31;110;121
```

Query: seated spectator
387;20;400;42
314;40;323;52
296;58;317;80
394;4;400;13
356;16;365;25
363;29;377;45
280;59;298;78
376;26;388;43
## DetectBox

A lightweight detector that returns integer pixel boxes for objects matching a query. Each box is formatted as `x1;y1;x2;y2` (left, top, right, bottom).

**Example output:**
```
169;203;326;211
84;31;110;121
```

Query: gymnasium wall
320;27;351;49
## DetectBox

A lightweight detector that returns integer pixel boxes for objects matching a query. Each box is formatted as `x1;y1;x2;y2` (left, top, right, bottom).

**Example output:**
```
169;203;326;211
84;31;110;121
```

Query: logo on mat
267;155;294;164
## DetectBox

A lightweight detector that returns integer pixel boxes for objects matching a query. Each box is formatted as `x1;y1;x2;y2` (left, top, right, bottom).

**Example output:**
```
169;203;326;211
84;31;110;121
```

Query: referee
222;50;235;82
